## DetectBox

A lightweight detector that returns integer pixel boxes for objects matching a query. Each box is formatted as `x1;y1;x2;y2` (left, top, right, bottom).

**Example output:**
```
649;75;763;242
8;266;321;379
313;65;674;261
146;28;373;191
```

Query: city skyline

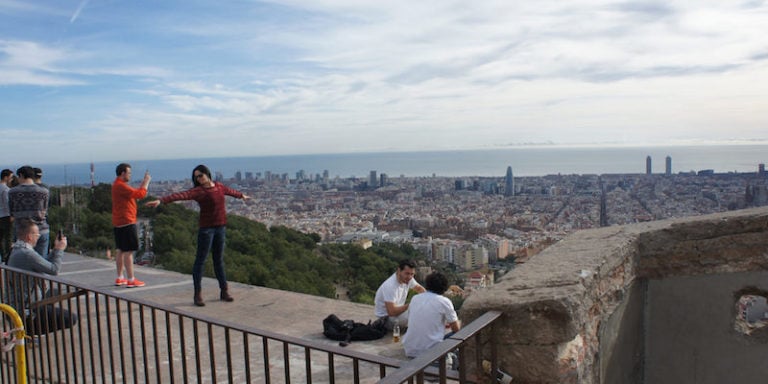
12;144;768;187
2;1;768;165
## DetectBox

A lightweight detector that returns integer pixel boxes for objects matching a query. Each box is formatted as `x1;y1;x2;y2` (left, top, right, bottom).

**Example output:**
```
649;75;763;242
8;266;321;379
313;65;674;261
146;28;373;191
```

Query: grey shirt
8;240;62;275
7;240;63;305
0;183;10;218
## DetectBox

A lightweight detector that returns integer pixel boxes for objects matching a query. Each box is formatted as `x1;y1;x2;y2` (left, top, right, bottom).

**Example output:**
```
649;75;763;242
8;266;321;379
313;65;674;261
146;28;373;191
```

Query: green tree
46;185;430;305
88;183;113;214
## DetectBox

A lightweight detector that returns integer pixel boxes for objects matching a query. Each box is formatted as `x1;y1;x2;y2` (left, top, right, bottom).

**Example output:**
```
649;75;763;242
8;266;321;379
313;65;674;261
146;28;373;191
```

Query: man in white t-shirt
402;271;461;358
374;260;425;330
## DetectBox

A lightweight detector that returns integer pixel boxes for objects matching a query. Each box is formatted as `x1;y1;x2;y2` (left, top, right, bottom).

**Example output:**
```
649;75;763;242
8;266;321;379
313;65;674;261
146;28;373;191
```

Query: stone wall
460;206;768;384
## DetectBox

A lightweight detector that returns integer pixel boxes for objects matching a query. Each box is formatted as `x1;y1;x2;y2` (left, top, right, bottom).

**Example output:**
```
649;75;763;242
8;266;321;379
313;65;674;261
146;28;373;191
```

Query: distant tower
505;166;514;197
665;156;672;176
646;156;652;175
369;170;378;188
759;163;765;177
90;162;95;187
380;173;388;187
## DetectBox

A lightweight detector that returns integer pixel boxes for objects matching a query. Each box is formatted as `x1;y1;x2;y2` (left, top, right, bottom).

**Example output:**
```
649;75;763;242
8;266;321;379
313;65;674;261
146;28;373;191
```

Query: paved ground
58;252;406;360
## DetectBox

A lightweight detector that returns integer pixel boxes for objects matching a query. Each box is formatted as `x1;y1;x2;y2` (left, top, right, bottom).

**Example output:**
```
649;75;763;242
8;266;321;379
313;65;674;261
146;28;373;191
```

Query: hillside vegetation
48;184;431;304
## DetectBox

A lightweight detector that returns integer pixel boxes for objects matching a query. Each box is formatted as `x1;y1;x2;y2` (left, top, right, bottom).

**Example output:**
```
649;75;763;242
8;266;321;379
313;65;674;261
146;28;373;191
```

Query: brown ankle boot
194;291;205;307
220;286;234;302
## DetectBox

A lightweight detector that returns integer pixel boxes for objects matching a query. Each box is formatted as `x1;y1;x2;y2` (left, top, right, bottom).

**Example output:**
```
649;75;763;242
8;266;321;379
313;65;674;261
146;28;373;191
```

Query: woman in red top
146;164;249;306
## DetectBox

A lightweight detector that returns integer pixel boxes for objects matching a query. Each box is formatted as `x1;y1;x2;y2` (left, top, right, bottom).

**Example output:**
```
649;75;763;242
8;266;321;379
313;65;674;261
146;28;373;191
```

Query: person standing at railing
145;164;249;307
112;163;151;288
374;260;425;331
402;271;461;359
7;218;78;335
0;169;13;264
8;166;50;258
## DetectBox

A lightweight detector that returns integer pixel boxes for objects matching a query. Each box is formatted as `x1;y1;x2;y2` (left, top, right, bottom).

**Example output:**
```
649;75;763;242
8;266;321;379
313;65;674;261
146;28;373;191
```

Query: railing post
0;303;28;384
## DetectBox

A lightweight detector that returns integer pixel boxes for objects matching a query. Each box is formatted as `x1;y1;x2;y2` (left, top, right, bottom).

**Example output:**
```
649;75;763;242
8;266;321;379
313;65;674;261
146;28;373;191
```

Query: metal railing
0;264;501;383
377;311;502;384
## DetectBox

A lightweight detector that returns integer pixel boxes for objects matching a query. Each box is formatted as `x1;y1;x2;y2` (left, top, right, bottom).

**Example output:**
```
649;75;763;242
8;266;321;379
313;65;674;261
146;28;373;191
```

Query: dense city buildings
148;165;768;279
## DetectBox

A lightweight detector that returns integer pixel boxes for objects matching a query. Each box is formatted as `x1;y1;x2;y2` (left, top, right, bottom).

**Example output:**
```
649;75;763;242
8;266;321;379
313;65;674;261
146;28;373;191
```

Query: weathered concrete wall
645;271;768;384
461;206;768;384
600;279;645;384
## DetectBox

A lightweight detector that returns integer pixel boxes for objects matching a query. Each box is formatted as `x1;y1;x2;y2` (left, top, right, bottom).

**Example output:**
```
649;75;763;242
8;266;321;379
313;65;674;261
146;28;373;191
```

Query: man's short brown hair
15;218;38;238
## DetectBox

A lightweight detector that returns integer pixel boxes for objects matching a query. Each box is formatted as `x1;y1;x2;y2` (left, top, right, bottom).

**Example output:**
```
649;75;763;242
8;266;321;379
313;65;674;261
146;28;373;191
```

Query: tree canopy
47;184;429;304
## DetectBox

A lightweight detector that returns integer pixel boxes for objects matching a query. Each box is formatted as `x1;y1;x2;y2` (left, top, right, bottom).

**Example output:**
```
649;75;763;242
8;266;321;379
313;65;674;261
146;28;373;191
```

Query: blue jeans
193;226;227;291
35;231;50;259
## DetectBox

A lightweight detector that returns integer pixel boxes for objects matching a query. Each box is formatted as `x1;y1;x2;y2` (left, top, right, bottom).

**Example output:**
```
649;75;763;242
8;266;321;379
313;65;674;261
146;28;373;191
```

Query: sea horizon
20;144;768;186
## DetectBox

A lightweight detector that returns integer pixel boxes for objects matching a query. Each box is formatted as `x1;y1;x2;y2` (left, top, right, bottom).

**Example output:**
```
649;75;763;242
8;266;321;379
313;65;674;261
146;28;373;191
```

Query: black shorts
114;224;139;252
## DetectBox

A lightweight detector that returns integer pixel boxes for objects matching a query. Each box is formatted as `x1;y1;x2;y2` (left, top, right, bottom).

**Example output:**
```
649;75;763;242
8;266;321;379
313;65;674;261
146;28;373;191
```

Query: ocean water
28;145;768;186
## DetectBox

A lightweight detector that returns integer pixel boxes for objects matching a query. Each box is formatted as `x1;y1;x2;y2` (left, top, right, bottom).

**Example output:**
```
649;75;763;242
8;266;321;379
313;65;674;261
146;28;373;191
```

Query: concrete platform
59;252;407;361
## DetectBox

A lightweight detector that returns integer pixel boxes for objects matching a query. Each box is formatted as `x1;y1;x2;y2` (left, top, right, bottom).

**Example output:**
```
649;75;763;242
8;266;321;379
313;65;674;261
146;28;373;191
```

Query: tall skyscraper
505;166;514;197
369;170;378;188
646;156;652;175
665;156;672;176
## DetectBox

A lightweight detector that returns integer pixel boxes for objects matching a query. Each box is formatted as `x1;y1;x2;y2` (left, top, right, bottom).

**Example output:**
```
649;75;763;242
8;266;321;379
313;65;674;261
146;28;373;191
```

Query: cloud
1;0;768;165
69;0;90;23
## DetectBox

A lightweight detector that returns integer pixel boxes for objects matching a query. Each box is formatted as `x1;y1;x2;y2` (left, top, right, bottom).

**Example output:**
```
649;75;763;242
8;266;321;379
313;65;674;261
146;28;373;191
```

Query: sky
1;0;767;165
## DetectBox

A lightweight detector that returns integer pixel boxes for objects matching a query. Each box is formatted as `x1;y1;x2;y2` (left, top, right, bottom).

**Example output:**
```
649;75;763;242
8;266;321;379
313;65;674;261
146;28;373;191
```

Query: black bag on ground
323;314;387;342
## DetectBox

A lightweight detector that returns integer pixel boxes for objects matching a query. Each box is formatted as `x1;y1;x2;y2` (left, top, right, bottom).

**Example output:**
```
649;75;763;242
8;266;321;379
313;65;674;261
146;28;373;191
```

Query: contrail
70;0;91;23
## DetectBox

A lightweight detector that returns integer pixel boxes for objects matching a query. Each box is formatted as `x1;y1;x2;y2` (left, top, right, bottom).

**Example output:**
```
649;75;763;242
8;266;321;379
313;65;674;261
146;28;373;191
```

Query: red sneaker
126;279;146;288
115;278;128;286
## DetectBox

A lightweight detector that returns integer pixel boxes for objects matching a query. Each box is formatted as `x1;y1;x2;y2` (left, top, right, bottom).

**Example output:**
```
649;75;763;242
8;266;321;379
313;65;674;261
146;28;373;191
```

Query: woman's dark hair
424;272;449;294
16;166;35;179
192;164;212;187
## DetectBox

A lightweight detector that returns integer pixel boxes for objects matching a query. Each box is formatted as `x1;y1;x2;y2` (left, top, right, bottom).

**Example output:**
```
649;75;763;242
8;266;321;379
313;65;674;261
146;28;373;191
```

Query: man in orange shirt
112;163;151;287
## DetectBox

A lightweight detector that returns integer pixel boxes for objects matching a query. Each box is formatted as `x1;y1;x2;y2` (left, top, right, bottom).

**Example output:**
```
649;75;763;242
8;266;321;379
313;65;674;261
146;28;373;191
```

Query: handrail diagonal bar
375;339;462;384
378;310;503;384
446;310;502;342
